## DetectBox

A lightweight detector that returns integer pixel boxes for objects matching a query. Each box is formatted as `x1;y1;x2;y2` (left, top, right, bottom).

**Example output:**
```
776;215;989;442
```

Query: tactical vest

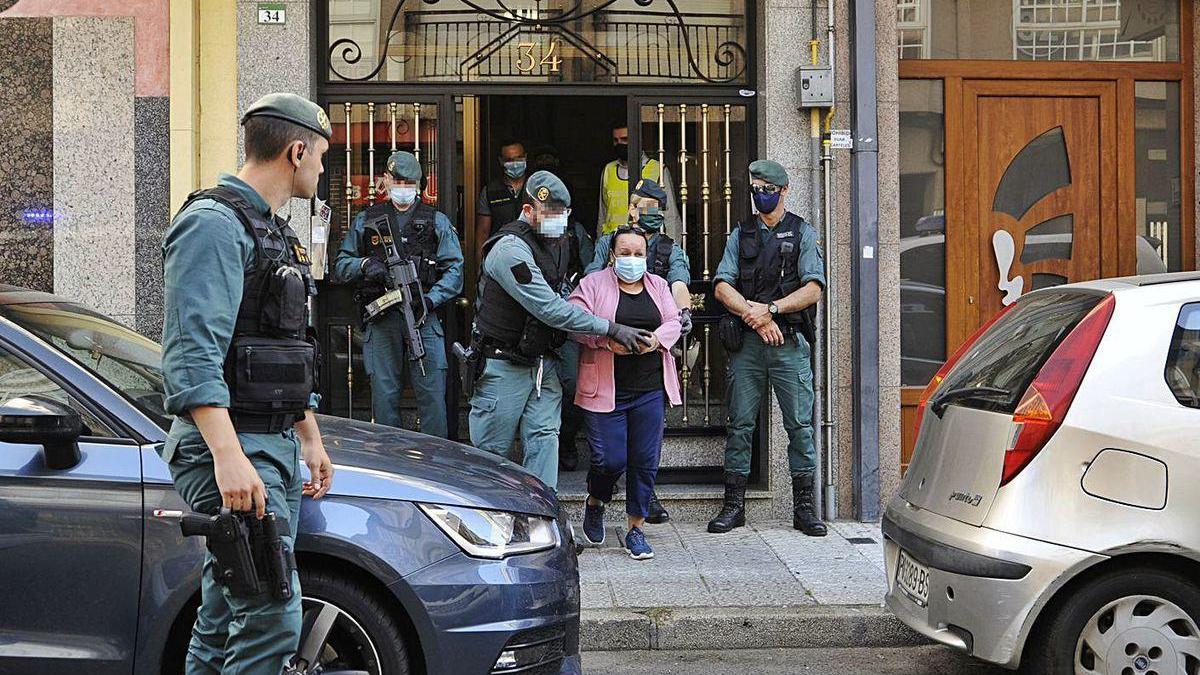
734;211;817;345
485;179;523;237
357;201;441;307
476;220;568;360
649;233;675;280
180;185;318;432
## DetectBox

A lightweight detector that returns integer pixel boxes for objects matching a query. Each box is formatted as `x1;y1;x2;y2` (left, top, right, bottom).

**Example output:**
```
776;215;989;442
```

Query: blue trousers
725;334;816;477
363;310;449;438
469;356;563;489
164;419;303;675
584;389;665;518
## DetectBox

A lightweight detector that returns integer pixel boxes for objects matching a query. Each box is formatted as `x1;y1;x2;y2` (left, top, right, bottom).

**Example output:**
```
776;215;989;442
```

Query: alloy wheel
289;596;383;675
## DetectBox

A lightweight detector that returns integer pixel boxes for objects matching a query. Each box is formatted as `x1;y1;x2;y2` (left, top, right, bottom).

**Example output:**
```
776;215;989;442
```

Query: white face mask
540;213;568;238
390;185;418;207
614;255;647;282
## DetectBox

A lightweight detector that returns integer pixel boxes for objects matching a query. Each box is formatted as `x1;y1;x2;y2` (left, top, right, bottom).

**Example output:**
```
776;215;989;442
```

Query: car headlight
418;503;560;559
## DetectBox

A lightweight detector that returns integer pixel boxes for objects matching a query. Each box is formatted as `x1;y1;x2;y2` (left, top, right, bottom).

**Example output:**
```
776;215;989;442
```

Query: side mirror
0;395;83;470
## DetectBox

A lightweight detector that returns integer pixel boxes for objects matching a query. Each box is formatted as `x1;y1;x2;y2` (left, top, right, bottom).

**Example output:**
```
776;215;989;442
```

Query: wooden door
962;80;1117;324
900;80;1118;472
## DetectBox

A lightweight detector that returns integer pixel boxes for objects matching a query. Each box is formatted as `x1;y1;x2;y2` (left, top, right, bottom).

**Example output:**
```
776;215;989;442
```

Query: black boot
792;473;827;537
707;472;747;533
645;491;670;524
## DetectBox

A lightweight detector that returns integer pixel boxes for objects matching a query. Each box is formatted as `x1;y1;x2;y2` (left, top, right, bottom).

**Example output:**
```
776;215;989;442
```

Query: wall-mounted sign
830;129;853;150
258;3;286;24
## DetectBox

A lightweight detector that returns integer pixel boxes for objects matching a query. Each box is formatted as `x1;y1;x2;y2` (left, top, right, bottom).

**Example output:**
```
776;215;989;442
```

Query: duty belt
181;411;298;434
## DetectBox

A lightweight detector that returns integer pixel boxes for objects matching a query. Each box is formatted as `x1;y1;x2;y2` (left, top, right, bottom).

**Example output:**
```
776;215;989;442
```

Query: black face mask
613;143;629;162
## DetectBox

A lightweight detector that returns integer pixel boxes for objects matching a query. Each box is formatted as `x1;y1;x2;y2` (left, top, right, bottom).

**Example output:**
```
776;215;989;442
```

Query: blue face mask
540;213;567;238
752;190;781;214
503;160;527;179
614;255;647;282
390;185;418;207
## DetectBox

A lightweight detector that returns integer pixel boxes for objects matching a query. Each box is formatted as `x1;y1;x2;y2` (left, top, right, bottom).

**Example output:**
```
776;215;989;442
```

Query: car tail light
1001;294;1115;486
913;303;1017;442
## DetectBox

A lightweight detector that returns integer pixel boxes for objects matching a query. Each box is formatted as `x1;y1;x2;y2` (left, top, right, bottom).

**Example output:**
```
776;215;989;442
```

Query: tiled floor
577;520;889;610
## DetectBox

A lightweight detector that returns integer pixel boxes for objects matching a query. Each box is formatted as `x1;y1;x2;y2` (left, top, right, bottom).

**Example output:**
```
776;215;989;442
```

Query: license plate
896;549;930;607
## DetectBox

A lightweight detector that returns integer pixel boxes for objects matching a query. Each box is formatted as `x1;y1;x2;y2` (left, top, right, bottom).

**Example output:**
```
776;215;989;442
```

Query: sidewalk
577;520;926;651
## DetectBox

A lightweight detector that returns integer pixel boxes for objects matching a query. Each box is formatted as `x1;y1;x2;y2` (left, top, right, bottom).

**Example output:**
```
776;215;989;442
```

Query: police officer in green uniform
586;178;692;522
525;144;596;472
708;160;827;537
470;170;654;489
161;92;336;673
331;151;464;437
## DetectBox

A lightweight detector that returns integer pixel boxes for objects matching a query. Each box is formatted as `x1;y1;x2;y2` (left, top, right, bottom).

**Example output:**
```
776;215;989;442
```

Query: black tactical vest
649;233;675;280
476;220;568;358
735;211;817;344
180;185;318;431
485;179;523;237
356;200;441;306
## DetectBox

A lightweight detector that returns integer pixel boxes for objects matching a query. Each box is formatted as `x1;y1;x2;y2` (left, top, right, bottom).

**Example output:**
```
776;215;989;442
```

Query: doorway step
556;470;778;523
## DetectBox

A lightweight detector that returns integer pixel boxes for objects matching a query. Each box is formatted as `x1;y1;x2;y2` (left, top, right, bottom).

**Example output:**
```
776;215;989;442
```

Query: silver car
883;272;1200;674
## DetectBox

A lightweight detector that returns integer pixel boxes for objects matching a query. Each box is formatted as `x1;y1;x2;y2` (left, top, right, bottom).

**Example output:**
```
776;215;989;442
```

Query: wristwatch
768;302;779;316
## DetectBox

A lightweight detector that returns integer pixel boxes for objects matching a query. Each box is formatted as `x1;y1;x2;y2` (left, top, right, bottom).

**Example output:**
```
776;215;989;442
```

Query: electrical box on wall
796;66;833;108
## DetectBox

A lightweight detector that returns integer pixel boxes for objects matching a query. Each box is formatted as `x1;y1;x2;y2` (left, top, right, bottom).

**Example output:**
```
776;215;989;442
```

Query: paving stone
579;609;653;651
612;580;713;608
580;582;615;610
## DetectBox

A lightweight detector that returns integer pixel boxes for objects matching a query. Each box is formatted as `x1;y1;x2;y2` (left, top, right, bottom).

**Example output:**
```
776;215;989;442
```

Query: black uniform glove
607;321;655;353
679;308;693;336
361;257;388;284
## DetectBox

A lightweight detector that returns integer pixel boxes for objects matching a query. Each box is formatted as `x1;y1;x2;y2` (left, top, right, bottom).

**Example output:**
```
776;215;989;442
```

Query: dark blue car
0;286;581;675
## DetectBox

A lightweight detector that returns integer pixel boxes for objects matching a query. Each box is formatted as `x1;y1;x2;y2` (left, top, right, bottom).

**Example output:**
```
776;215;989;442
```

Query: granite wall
0;18;53;293
0;0;170;336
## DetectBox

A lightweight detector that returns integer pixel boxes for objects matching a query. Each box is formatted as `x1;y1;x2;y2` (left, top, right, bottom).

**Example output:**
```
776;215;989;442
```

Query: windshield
0;301;170;429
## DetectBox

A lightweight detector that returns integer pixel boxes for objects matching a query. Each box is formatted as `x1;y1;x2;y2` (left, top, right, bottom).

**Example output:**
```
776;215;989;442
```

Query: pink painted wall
0;0;168;97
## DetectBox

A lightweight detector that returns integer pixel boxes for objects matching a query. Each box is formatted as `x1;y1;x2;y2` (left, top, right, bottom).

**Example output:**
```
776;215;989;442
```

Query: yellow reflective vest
600;159;662;235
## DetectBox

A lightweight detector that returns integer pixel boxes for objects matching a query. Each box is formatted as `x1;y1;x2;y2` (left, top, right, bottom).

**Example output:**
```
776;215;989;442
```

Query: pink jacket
568;267;683;413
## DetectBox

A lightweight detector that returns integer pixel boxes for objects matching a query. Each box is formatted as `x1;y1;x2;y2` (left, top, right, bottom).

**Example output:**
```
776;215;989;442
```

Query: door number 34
517;40;562;73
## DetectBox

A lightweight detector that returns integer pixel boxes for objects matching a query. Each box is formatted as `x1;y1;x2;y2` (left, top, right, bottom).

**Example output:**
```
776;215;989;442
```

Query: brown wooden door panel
899;80;1118;474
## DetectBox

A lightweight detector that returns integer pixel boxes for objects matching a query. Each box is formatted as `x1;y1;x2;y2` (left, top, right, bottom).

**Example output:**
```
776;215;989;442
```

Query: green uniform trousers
363;311;449;437
724;334;817;478
469;355;563;489
164;418;303;675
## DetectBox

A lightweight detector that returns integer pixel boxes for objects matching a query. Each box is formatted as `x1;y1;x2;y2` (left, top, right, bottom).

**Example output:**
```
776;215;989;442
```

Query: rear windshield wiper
930;386;1011;418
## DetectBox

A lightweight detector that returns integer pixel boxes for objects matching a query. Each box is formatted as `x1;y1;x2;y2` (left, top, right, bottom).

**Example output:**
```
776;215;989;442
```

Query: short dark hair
497;138;525;155
244;116;323;163
611;119;628;133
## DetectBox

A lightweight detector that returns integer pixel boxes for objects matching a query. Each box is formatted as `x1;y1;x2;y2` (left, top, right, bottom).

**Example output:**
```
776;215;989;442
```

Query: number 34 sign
516;39;562;73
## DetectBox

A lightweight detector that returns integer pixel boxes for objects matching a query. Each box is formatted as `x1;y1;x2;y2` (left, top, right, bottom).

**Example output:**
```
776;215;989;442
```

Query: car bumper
881;500;1103;669
398;516;581;675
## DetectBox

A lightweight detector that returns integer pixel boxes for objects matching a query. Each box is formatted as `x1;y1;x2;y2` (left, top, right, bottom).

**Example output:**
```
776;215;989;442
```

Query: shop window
1135;81;1183;272
899;80;946;387
898;0;1180;62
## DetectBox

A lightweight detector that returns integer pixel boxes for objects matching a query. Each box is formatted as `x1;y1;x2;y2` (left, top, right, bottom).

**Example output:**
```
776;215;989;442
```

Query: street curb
580;606;930;652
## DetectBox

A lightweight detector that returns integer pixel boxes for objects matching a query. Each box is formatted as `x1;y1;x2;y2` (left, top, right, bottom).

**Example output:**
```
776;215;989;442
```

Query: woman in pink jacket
568;225;682;559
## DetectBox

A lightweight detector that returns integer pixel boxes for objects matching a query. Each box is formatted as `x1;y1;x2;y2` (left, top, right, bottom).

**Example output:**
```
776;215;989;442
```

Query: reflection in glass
992;127;1071;221
1031;272;1068;290
898;0;1179;62
1135;81;1182;272
899;80;946;386
1021;214;1074;264
327;0;750;84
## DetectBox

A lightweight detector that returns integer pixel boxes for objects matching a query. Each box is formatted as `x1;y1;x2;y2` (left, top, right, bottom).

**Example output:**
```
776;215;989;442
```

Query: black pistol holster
178;508;296;601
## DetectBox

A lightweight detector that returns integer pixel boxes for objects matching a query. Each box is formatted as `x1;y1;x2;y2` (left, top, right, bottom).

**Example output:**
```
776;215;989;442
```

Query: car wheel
1025;567;1200;675
290;568;411;675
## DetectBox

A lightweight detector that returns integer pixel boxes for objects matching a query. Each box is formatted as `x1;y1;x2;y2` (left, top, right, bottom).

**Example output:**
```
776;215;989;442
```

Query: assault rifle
362;214;428;376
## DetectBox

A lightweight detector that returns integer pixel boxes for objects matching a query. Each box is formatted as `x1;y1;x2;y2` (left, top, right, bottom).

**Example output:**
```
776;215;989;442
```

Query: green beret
748;159;789;187
631;179;668;206
525;170;571;208
242;92;332;139
385;151;422;181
